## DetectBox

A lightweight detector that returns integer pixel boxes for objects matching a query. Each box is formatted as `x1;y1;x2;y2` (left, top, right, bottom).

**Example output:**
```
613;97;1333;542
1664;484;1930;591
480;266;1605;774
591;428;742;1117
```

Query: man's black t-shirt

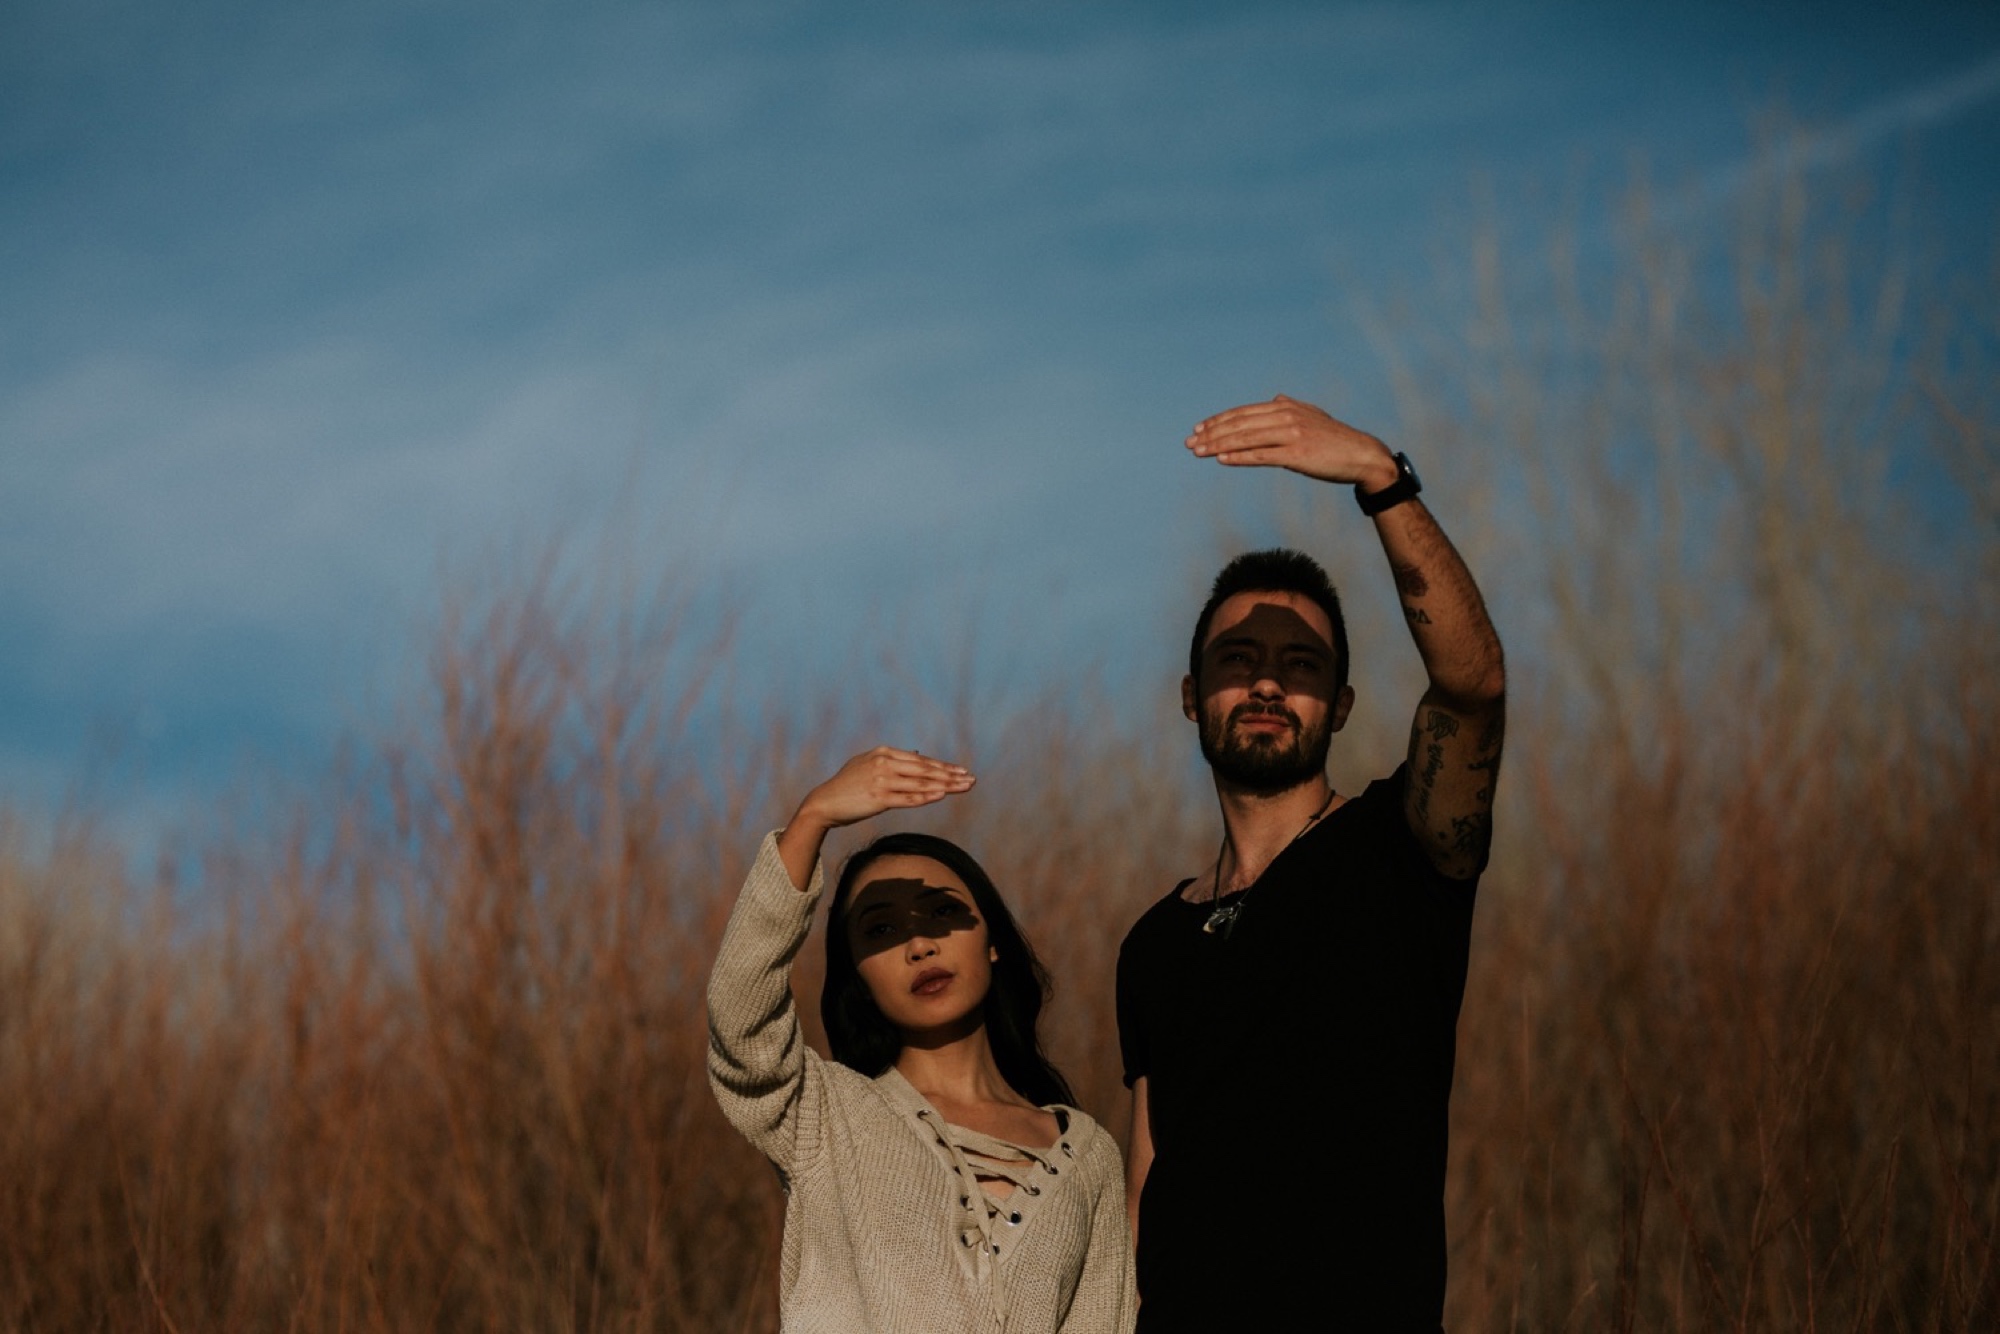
1116;766;1478;1332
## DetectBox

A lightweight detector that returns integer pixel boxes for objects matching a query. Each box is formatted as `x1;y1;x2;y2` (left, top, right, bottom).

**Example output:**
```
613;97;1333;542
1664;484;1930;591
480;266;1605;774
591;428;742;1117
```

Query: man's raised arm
1189;394;1506;878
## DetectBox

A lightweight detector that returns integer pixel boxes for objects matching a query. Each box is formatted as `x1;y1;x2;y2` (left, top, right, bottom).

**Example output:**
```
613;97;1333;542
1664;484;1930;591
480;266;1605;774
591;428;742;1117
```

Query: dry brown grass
2;149;1995;1331
1358;154;1998;1331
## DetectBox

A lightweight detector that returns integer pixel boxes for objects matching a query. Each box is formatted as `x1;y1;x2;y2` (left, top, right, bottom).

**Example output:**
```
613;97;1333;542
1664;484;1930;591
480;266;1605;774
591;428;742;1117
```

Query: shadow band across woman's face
845;877;982;961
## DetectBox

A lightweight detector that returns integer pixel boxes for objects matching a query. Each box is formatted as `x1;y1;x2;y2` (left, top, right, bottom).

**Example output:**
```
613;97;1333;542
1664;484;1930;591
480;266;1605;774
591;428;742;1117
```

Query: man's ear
1181;673;1199;722
1330;683;1356;732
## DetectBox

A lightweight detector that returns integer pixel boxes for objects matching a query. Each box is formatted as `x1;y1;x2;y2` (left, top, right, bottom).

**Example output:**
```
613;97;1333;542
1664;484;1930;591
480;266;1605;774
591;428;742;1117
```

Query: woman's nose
905;934;937;961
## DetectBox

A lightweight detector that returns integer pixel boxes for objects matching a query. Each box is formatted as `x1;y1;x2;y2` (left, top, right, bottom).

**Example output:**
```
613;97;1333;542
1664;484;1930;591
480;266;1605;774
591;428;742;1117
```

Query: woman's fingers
860;746;970;782
875;750;975;806
820;747;974;818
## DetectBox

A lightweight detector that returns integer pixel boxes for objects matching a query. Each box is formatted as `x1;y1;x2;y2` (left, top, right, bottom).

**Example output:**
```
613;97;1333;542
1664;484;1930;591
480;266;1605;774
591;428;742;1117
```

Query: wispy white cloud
1670;48;2000;218
1791;48;2000;167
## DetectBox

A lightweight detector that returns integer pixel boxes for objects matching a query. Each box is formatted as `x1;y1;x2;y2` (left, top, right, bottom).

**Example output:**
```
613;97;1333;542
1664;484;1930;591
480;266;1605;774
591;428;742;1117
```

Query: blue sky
5;0;1999;850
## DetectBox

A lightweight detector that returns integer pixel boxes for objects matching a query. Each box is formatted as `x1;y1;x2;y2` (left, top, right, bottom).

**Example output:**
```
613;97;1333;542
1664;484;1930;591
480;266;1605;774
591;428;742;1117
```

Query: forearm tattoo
1395;563;1436;628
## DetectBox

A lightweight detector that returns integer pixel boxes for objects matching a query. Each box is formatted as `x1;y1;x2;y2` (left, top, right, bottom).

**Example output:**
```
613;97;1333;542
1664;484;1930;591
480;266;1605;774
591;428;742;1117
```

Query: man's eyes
1216;649;1322;673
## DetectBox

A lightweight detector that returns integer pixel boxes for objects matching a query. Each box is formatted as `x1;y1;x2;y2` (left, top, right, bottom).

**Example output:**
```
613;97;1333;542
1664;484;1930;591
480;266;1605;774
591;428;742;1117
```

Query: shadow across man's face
1190;596;1346;794
844;876;982;962
1197;600;1338;701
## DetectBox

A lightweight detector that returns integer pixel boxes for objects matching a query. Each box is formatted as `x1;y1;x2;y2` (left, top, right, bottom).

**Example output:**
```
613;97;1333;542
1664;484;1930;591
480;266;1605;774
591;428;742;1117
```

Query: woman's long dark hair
822;832;1076;1109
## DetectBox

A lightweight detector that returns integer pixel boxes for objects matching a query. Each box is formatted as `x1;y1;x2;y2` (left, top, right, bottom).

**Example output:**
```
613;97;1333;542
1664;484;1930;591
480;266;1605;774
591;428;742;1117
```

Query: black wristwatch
1355;451;1422;516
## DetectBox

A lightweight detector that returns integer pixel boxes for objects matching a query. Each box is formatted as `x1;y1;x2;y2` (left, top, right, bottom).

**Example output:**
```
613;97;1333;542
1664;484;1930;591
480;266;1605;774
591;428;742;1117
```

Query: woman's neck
893;1024;1024;1110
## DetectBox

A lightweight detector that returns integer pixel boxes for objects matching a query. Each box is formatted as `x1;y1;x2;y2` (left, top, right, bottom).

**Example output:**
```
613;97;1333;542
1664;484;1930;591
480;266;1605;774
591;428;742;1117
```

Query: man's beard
1199;701;1332;795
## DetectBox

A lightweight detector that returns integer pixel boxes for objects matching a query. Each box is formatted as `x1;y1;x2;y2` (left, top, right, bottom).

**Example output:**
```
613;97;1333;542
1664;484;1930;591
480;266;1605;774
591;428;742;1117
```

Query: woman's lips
910;968;954;996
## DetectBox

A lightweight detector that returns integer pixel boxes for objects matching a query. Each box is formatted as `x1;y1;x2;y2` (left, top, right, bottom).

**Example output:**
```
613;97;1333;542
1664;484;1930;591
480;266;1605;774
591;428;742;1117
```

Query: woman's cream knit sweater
707;834;1136;1333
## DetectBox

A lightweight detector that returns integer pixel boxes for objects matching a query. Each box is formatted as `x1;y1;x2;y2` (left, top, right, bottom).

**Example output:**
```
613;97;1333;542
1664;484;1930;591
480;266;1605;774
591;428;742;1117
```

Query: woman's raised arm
706;749;973;1169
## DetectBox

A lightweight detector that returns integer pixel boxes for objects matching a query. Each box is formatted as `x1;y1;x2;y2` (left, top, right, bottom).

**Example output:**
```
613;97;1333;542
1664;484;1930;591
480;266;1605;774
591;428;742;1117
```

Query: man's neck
1210;774;1340;896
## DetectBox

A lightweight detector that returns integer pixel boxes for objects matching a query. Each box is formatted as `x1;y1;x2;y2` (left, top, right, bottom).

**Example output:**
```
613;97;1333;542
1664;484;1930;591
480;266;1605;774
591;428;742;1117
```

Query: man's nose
1250;669;1285;698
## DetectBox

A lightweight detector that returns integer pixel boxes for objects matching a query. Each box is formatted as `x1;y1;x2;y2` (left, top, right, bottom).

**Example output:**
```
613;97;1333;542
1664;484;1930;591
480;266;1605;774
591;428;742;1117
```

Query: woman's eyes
856;902;971;937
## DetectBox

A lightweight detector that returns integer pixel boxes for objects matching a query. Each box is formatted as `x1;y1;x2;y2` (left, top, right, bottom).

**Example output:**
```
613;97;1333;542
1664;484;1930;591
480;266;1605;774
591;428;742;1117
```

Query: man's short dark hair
1189;548;1349;695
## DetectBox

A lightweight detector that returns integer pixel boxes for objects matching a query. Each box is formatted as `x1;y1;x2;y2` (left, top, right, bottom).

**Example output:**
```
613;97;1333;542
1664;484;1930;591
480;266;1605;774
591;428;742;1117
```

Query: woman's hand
776;748;974;890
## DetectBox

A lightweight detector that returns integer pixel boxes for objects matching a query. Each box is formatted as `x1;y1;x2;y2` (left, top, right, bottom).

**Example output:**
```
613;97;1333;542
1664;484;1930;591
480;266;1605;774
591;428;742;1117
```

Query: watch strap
1355;452;1422;516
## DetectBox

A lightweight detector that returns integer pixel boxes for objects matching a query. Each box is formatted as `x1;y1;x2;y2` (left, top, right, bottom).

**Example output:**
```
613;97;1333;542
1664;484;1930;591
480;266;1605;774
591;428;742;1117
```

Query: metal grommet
1008;1211;1021;1225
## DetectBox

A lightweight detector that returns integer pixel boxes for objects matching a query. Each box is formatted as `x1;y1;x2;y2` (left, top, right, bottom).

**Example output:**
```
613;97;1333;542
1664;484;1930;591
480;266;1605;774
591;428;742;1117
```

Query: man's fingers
1212;445;1288;467
1188;415;1308;459
1189;397;1305;437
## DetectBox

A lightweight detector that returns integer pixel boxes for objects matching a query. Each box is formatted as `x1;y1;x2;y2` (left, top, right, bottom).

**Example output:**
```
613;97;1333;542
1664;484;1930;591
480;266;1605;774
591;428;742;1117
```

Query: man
1117;395;1505;1331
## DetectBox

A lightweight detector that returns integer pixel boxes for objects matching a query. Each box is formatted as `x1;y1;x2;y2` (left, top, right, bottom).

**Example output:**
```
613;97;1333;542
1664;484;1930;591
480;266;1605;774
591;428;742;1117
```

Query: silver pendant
1202;902;1240;936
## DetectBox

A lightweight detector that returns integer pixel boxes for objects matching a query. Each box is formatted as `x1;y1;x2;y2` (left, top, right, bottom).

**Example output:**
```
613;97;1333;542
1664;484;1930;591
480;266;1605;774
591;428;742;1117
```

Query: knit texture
708;833;1135;1333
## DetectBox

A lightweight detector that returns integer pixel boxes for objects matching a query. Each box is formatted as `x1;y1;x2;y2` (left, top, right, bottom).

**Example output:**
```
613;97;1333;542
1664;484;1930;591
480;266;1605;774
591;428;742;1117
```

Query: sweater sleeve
1061;1136;1138;1333
706;831;826;1174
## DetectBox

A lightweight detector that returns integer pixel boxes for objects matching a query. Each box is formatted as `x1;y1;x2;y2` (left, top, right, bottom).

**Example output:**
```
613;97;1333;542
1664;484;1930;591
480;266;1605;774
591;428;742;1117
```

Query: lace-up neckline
877;1069;1081;1327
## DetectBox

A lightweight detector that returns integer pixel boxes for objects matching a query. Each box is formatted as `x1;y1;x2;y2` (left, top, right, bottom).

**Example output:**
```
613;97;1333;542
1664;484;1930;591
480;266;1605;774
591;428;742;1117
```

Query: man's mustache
1228;702;1301;730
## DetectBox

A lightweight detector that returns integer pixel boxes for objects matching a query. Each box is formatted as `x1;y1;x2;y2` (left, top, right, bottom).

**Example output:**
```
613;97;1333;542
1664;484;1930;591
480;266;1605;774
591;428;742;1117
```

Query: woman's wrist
775;799;833;892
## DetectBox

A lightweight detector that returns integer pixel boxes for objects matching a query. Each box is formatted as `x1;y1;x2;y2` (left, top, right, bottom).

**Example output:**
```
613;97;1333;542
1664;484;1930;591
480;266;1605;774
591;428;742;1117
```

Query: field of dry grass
2;164;1994;1330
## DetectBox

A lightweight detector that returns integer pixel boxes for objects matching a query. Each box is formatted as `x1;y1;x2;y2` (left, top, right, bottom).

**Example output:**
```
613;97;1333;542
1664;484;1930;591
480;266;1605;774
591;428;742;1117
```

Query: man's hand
1187;394;1400;492
775;747;973;890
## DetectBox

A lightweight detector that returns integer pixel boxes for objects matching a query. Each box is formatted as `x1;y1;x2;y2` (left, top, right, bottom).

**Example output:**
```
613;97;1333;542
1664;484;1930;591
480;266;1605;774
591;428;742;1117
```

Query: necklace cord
1201;788;1336;937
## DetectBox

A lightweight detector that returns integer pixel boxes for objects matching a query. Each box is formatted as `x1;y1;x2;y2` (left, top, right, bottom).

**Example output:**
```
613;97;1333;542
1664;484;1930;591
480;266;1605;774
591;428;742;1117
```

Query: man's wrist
1355;451;1422;516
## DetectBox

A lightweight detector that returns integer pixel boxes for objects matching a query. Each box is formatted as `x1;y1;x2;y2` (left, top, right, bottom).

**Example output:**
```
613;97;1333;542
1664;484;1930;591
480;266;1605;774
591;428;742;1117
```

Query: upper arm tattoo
1408;704;1506;876
1409;708;1457;827
1467;712;1504;804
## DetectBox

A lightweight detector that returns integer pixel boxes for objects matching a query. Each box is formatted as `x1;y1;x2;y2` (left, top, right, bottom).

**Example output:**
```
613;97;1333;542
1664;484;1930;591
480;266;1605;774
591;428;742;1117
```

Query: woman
707;746;1134;1333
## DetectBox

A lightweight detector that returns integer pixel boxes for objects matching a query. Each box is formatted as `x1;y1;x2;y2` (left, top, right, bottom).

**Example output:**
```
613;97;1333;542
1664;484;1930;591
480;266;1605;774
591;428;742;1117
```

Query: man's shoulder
1117;879;1197;956
1350;764;1410;813
1298;766;1411;851
1306;765;1483;908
